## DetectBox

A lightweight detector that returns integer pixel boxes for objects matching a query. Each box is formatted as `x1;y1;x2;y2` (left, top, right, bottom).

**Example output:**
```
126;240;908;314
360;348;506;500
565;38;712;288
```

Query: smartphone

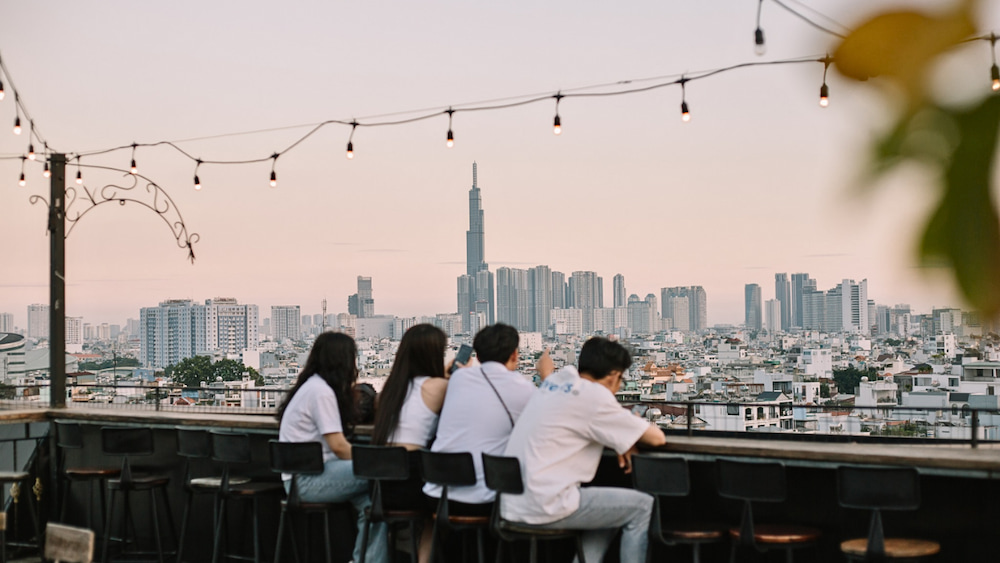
450;344;474;374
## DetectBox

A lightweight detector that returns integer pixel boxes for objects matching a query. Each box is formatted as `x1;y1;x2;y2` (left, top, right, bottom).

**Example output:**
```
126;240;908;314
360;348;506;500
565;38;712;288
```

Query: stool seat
0;471;30;482
841;538;941;558
65;468;120;480
189;475;251;489
437;514;489;526
287;499;352;512
107;474;170;491
729;524;822;544
663;524;726;541
497;521;579;537
227;482;284;496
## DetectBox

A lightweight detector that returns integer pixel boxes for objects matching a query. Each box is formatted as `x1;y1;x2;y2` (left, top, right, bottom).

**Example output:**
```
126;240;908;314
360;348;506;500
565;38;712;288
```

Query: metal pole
49;154;66;409
971;409;979;449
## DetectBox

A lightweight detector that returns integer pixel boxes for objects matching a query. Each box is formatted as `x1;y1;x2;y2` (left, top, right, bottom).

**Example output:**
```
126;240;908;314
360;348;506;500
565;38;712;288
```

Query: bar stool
716;458;821;563
269;441;353;563
56;422;120;532
420;451;490;563
100;426;178;563
352;445;425;563
837;466;940;561
175;428;250;563
209;431;283;563
481;454;587;563
632;455;724;563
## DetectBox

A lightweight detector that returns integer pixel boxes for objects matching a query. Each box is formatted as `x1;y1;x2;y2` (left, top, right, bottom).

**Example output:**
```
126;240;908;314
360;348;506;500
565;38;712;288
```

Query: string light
129;143;138;174
820;56;831;107
18;157;25;186
445;108;455;148
0;76;4;101
75;160;83;185
269;154;278;187
991;34;1000;92
754;0;767;56
27;144;35;161
553;93;563;135
43;161;50;179
346;121;357;159
194;159;202;190
680;78;691;122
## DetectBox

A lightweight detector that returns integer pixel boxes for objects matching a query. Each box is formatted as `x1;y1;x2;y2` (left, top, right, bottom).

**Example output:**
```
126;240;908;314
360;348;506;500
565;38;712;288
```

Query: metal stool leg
273;508;286;563
150;489;164;563
101;489;117;563
176;490;193;563
322;511;332;563
358;513;371;563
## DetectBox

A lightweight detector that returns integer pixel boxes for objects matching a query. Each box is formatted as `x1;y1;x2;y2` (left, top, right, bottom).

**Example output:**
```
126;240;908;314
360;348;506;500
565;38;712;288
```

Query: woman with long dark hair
371;323;450;563
277;331;387;563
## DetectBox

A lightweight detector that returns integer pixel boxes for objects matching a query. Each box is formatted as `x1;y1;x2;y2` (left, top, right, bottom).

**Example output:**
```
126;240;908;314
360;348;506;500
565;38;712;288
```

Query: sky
1;0;1000;330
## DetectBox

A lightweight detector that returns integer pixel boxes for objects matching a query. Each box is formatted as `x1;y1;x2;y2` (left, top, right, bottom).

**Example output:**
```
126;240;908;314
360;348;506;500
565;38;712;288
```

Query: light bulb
13;116;21;135
43;162;50;178
76;170;83;185
346;141;354;159
819;83;830;107
992;64;1000;91
446;129;454;148
754;28;766;56
194;175;202;190
270;170;277;187
28;145;35;160
0;80;5;101
18;173;25;187
130;159;137;175
553;115;562;135
681;101;691;122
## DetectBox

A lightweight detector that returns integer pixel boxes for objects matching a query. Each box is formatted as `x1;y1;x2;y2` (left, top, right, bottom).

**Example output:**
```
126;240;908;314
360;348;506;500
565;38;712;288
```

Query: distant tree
166;356;264;387
79;357;140;371
884;338;902;347
833;367;878;396
820;383;831;399
0;383;15;400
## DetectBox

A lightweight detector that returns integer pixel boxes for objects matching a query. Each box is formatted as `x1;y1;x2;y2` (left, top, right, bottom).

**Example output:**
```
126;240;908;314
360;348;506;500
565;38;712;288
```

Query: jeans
534;487;653;563
295;457;389;563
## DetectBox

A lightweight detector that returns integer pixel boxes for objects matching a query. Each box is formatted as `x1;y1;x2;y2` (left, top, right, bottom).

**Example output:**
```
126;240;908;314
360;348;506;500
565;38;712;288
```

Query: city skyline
2;2;996;329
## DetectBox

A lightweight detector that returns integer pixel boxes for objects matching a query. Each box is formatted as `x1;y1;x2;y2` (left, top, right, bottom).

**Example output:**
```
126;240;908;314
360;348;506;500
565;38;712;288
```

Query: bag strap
481;368;515;427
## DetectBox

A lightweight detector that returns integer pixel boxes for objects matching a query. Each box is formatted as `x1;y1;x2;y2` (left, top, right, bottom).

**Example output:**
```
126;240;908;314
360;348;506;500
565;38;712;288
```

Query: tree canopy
832;366;879;396
79;357;140;371
166;356;263;387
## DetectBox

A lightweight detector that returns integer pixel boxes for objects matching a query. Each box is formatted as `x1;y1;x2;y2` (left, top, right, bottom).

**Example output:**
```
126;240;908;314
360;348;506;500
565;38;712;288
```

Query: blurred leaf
833;6;974;106
919;95;1000;316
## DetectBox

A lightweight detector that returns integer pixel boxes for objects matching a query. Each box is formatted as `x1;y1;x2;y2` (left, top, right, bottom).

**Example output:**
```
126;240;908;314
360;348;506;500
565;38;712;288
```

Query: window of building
757;407;765;420
727;404;739;416
745;408;752;421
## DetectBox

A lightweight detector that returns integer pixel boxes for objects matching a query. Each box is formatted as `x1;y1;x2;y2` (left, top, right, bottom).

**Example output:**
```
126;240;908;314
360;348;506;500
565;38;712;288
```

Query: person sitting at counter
502;337;667;563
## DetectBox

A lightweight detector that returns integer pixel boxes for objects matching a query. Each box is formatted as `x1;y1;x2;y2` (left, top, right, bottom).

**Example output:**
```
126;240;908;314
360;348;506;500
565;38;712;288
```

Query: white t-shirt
502;366;651;524
278;374;344;467
424;361;536;504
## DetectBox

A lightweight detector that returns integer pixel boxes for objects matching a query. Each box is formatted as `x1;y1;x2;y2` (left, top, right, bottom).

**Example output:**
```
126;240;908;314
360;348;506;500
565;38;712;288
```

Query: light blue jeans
534;487;653;563
295;457;389;563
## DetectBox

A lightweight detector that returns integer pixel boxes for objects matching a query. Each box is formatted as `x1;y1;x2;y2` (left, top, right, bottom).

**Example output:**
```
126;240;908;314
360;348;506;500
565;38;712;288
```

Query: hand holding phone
449;344;474;374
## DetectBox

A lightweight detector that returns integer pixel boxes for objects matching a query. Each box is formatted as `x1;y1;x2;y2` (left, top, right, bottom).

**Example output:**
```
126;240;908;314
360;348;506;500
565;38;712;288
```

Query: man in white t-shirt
424;323;539;514
502;337;667;563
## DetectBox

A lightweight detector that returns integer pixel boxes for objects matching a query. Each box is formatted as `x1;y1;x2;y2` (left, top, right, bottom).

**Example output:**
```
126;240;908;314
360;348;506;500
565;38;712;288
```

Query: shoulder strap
481;368;515;427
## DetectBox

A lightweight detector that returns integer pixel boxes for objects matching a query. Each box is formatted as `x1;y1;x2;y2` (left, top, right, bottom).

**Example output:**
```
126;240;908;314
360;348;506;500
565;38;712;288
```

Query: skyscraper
551;271;567;310
661;286;707;332
745;283;762;330
140;299;208;368
775;273;791;331
466;162;488;276
790;273;815;329
613;274;626;308
206;298;259;355
529;265;553;332
0;313;13;333
271;305;301;342
27;304;49;340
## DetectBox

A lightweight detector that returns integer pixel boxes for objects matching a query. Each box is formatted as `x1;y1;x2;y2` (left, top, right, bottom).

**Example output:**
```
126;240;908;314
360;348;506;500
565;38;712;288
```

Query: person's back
425;323;534;508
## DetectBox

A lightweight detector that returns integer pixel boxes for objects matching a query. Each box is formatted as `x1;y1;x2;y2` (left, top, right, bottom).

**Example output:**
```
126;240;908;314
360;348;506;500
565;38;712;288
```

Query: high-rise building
206;298;259;356
775;273;791;331
271;305;301;342
613;274;626;308
0;313;13;333
745;284;762;330
764;299;781;334
661;286;707;332
140;299;208;369
66;317;83;354
497;267;532;331
569;271;602;334
27;304;49;340
551;271;567;310
790;273;815;328
626;294;658;335
357;276;374;318
457;274;475;322
474;269;495;325
529;265;553;333
800;279;870;335
466;162;488;277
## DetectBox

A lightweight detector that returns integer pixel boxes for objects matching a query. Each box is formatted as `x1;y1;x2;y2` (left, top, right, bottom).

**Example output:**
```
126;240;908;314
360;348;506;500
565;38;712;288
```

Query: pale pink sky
1;1;998;329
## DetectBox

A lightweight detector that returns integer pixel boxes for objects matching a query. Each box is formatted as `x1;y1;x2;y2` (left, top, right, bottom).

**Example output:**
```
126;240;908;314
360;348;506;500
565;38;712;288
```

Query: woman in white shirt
371;323;449;563
277;331;387;563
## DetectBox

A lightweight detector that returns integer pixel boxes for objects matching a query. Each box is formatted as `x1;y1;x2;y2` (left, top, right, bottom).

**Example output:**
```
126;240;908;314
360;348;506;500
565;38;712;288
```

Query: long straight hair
371;324;447;445
276;331;359;433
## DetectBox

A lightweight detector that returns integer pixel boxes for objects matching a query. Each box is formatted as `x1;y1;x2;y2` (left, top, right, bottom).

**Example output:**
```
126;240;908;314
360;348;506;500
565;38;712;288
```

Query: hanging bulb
130;159;137;175
553;114;562;135
346;141;354;159
681;101;691;122
76;169;83;185
446;129;454;148
819;83;830;107
13;116;21;135
270;170;277;188
18;172;25;187
0;79;5;101
194;175;202;190
992;64;1000;91
28;144;35;160
754;28;766;56
43;162;50;178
